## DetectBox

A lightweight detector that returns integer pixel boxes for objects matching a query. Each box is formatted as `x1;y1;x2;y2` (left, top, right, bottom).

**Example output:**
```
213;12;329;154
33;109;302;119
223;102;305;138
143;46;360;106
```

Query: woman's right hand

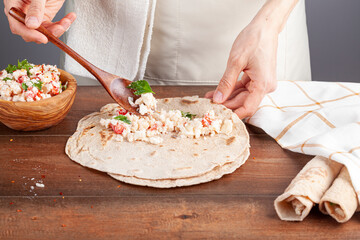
4;0;76;44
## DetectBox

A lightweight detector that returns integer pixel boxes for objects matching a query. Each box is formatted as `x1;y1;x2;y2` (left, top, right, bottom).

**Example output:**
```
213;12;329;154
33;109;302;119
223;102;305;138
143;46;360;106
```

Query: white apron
145;0;311;85
62;0;311;86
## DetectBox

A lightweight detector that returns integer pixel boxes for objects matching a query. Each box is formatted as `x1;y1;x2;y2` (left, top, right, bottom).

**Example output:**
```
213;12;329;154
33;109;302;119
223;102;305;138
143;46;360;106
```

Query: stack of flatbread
66;96;250;188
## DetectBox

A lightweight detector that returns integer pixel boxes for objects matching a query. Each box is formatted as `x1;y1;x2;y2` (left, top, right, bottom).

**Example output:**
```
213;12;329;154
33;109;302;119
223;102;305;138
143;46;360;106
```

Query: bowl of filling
0;59;77;131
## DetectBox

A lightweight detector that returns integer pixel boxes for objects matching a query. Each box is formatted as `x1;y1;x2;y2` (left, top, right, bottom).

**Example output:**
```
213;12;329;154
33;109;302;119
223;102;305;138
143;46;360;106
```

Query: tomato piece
117;109;128;115
202;119;209;127
202;114;212;127
26;91;35;100
17;76;25;84
111;123;125;134
52;86;59;95
149;123;158;131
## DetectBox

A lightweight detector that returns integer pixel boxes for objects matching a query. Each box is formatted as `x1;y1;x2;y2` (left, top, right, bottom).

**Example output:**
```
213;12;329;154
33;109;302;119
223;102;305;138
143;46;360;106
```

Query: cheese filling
101;93;234;145
0;63;64;102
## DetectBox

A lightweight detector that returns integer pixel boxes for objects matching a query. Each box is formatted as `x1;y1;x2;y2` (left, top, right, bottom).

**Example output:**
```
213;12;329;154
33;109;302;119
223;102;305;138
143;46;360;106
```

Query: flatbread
319;167;359;223
274;156;342;221
66;96;250;187
108;148;249;188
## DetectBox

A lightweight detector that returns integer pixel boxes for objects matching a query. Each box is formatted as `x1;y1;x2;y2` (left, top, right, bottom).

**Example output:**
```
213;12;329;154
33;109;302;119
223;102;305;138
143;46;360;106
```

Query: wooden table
1;86;359;240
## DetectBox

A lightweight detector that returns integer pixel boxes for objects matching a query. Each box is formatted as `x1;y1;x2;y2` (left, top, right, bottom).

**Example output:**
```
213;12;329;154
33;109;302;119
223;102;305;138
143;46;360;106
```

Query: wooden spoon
9;7;139;114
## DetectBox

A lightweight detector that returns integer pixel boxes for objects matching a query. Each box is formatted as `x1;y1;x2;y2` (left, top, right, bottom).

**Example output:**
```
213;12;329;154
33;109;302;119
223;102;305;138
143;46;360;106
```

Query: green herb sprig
126;80;155;95
2;77;12;81
5;64;17;73
181;111;196;120
114;115;131;124
5;59;33;75
60;81;68;91
21;82;28;91
33;81;43;90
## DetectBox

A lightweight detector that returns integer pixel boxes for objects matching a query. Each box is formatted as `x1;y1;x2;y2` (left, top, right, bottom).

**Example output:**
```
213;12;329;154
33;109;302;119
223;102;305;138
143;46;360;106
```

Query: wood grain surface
1;86;359;240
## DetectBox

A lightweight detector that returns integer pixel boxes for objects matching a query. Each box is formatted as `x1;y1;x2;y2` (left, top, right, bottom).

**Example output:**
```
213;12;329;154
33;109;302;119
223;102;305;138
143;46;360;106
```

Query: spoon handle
9;7;110;86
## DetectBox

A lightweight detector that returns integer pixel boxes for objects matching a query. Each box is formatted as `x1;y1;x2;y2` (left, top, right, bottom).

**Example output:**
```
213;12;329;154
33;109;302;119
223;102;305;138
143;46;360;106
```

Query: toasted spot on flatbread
194;142;199;145
193;153;199;157
131;158;136;161
159;145;164;147
226;156;230;158
203;149;207;151
150;151;156;156
81;125;95;136
226;136;236;145
181;99;199;105
77;146;85;155
169;149;176;152
164;98;169;103
100;129;114;146
300;167;328;180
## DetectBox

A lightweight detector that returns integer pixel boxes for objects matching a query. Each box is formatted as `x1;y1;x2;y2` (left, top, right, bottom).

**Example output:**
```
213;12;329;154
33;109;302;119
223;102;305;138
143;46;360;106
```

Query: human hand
4;0;76;44
205;0;299;119
205;22;278;119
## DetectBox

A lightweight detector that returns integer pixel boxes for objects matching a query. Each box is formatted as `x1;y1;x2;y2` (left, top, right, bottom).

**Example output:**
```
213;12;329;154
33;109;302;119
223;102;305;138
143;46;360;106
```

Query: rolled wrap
319;167;359;223
274;156;342;221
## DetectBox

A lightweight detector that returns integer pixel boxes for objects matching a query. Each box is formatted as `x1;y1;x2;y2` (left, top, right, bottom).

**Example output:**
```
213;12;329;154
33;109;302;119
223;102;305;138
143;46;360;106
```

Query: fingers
204;90;215;99
223;91;249;109
25;0;46;29
234;82;266;119
8;11;76;43
8;16;48;43
226;87;247;101
213;55;245;103
43;12;76;37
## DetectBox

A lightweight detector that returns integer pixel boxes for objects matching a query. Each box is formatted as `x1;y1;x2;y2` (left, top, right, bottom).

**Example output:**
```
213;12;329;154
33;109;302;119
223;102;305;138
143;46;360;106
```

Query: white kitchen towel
61;0;156;84
246;81;360;203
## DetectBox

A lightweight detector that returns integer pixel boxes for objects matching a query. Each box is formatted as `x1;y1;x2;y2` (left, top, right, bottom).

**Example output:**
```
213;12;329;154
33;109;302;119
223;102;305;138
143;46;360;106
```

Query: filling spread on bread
100;80;233;145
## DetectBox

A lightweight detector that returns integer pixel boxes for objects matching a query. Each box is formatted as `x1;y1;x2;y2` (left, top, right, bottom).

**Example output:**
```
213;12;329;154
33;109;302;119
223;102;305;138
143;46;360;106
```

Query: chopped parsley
21;82;28;91
61;81;68;91
5;59;33;75
126;80;155;95
33;81;43;90
114;115;131;124
181;111;196;120
2;77;11;81
5;64;17;73
17;59;33;75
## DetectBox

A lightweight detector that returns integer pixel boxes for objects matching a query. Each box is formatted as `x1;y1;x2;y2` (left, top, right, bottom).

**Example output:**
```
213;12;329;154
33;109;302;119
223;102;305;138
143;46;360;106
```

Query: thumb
213;59;244;103
25;0;46;29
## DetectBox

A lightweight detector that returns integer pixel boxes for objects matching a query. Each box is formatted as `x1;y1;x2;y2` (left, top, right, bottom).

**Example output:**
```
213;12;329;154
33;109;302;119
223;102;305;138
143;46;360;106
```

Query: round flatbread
65;96;250;186
108;148;249;188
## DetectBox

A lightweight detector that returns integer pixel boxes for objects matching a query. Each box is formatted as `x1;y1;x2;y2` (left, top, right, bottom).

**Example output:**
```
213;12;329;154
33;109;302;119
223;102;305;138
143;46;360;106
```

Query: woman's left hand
205;0;300;119
205;21;278;119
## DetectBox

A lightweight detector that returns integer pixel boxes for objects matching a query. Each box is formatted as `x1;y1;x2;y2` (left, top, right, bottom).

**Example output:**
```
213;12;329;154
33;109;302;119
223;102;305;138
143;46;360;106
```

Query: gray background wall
0;0;359;83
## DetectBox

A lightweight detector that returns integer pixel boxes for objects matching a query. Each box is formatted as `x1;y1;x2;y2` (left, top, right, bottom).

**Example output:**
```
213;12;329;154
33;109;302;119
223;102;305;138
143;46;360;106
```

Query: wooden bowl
0;69;77;131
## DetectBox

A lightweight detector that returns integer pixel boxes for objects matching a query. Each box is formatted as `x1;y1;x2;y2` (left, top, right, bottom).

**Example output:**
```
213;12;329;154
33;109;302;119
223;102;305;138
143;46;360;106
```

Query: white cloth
60;0;156;85
61;0;311;86
145;0;311;85
247;81;360;204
